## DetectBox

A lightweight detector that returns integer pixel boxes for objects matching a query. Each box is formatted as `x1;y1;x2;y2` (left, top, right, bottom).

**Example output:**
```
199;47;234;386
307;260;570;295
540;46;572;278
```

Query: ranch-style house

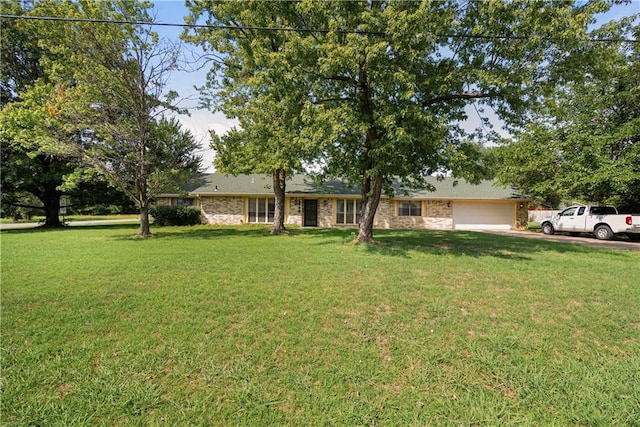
156;173;530;231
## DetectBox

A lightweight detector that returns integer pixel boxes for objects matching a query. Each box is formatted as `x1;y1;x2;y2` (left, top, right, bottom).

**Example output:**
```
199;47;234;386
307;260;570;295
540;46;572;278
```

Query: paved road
0;218;139;230
480;229;640;251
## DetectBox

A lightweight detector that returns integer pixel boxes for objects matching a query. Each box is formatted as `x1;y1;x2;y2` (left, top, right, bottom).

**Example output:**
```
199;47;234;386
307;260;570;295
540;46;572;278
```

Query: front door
304;199;318;227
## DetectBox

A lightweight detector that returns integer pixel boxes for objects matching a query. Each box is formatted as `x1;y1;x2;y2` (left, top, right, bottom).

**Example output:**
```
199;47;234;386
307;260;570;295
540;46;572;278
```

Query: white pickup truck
541;205;640;241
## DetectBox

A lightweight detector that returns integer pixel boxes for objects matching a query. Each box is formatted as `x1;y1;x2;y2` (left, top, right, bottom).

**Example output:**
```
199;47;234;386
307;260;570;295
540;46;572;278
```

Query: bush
150;205;201;226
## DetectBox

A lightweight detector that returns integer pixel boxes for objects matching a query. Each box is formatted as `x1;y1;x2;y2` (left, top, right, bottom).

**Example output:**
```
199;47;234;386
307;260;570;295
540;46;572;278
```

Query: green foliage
495;17;640;211
184;2;321;234
185;1;620;240
0;0;46;102
0;2;80;227
149;205;201;226
2;226;639;424
0;192;41;221
1;1;201;236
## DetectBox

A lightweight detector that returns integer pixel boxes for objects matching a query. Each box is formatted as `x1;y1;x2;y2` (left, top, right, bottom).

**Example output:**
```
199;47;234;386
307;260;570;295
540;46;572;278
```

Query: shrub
150;205;201;226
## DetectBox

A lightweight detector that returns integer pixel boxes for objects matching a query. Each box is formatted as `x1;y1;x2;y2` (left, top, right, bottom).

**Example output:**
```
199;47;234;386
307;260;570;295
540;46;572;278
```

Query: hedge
150;205;201;226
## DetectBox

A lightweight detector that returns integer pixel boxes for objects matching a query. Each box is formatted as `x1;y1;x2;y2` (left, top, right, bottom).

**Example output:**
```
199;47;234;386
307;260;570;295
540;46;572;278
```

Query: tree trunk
40;184;64;228
35;158;65;228
42;192;64;228
136;109;152;237
136;173;151;237
138;201;151;237
356;172;383;243
271;168;287;235
354;60;384;244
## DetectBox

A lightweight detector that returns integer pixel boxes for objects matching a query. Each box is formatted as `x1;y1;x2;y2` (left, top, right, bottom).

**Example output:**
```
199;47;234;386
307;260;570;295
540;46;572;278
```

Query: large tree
64;1;200;236
185;1;320;235
186;0;615;242
4;1;201;236
494;17;640;212
1;1;88;227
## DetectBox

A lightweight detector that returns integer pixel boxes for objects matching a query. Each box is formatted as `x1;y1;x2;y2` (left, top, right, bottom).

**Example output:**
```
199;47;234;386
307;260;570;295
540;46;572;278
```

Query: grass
528;221;542;230
0;214;139;224
2;225;639;425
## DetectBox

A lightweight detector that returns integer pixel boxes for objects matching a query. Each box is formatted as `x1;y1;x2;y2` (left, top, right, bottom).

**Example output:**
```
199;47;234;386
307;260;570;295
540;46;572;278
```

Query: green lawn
0;214;139;224
2;225;639;425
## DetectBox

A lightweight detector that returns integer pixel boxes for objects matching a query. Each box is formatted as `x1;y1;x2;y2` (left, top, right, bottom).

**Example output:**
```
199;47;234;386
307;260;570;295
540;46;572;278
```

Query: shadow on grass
148;225;273;240
300;228;622;260
0;223;139;234
368;230;543;260
147;225;622;260
4;223;633;260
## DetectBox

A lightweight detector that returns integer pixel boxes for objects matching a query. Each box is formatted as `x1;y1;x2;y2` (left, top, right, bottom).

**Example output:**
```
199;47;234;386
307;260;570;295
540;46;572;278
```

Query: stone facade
515;202;529;230
317;198;334;228
156;195;527;230
286;197;303;226
375;199;454;229
200;196;244;225
286;197;336;227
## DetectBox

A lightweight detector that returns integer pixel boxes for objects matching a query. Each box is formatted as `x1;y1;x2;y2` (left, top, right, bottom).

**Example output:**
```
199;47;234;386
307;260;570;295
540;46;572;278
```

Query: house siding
287;197;303;226
516;202;529;230
158;194;527;230
375;199;453;229
318;198;333;228
200;196;244;225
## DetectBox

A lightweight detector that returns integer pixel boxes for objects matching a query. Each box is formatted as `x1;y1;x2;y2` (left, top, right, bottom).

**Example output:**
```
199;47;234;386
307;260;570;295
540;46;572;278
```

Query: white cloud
173;110;238;172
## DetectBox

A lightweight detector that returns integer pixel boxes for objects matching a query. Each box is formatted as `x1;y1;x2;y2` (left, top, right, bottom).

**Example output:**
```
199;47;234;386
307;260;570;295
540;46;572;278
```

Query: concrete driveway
479;229;640;251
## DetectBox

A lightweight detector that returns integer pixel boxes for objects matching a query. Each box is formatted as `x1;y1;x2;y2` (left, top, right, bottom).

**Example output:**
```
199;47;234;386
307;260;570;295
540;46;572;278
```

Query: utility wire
1;14;638;43
2;14;387;35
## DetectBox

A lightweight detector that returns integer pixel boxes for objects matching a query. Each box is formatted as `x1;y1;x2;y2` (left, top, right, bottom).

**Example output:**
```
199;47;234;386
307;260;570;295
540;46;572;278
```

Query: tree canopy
186;0;621;241
1;1;89;226
185;1;322;234
494;16;640;212
1;0;202;234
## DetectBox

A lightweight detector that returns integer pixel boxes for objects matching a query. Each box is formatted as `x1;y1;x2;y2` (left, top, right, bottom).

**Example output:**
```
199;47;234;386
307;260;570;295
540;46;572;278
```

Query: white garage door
453;202;514;230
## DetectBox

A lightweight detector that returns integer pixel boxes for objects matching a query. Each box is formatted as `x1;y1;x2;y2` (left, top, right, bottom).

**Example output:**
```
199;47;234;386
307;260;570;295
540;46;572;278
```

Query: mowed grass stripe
2;225;639;425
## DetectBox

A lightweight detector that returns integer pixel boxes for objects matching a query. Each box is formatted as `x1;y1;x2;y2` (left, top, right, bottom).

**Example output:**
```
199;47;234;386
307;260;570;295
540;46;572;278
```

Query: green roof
166;173;526;200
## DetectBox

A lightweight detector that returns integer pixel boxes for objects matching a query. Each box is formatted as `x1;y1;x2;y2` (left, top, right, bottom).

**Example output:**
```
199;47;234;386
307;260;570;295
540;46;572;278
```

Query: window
398;201;422;217
560;207;577;217
590;206;616;215
248;197;275;223
336;199;362;224
577;206;586;216
172;198;194;206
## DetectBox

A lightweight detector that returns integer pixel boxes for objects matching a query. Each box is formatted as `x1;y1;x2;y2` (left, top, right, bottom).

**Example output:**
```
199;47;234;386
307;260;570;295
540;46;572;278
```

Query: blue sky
150;0;639;172
151;1;230;171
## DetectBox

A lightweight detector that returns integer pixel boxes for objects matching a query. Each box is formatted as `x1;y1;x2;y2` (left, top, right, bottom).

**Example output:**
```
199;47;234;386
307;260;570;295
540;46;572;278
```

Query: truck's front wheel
542;222;555;235
594;225;613;240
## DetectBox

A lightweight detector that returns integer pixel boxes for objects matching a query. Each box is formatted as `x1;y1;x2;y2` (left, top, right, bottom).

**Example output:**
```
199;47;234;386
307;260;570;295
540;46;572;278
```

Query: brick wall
317;198;333;228
169;195;525;230
200;196;244;225
286;197;336;227
375;199;454;229
515;201;529;230
156;197;172;206
287;198;303;226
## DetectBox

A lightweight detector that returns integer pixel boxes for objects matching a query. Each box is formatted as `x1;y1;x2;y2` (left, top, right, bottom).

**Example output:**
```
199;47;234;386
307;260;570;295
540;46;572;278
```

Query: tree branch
312;96;353;104
324;74;355;83
4;202;45;210
423;92;490;107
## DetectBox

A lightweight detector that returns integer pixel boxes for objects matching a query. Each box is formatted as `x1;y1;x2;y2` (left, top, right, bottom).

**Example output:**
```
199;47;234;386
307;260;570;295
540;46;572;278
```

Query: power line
1;14;637;43
1;14;386;35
